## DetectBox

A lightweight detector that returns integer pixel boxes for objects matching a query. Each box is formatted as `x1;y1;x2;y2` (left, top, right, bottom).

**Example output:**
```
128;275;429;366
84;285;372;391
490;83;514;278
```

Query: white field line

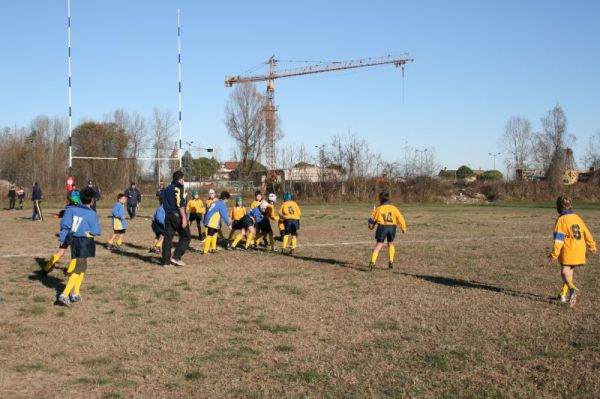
0;235;549;259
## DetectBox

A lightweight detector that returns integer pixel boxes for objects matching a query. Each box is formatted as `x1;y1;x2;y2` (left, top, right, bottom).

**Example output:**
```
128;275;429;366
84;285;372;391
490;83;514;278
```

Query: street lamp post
488;152;501;171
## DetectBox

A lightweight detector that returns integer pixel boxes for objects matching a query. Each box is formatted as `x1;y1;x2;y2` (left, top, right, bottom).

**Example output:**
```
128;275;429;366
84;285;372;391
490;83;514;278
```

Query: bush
456;165;475;179
478;170;503;181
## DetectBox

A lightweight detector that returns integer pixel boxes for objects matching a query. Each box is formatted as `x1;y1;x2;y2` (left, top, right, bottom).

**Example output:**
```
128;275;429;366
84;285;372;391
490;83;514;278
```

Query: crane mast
225;54;414;171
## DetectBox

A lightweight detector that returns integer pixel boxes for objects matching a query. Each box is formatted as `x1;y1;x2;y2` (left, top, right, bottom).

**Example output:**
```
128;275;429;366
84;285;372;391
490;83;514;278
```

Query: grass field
1;202;600;398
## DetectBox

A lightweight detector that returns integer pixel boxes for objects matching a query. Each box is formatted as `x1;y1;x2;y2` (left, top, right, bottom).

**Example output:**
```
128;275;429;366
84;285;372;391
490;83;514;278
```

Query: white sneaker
170;258;186;267
568;287;579;308
559;295;567;303
56;294;71;307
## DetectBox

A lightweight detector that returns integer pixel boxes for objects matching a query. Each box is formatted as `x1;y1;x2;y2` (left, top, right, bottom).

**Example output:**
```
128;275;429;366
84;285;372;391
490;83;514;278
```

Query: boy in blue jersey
56;187;101;306
43;191;81;275
150;202;166;254
108;194;127;251
203;191;232;254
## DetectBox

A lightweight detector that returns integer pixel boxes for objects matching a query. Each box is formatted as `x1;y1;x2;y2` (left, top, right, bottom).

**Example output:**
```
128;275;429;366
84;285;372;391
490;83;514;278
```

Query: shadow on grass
290;254;367;271
96;241;162;267
29;258;65;294
398;272;555;304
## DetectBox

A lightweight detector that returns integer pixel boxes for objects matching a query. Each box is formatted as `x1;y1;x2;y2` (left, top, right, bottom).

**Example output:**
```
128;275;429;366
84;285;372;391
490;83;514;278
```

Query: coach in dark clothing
161;171;191;267
156;183;165;204
124;182;142;219
8;186;16;209
32;182;43;221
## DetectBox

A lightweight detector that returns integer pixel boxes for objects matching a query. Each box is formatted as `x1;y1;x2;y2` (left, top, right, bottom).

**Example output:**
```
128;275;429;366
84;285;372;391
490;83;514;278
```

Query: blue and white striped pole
177;8;183;169
67;0;73;174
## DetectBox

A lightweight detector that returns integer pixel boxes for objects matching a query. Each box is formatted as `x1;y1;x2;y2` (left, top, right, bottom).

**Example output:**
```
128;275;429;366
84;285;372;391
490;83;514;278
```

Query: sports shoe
69;294;81;303
369;262;375;271
116;245;124;252
388;262;394;269
56;294;71;307
170;258;186;267
288;249;295;256
568;287;579;308
559;294;568;303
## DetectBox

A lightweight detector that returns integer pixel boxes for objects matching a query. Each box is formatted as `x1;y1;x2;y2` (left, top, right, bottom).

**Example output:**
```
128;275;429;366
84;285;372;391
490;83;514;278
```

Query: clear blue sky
1;0;599;172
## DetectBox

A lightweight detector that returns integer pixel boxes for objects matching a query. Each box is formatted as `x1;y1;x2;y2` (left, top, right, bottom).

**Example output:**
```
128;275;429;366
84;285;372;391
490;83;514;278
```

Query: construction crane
225;54;414;171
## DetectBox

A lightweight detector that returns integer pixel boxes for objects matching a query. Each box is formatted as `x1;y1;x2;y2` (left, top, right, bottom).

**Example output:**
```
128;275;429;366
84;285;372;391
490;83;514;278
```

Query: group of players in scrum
40;172;595;309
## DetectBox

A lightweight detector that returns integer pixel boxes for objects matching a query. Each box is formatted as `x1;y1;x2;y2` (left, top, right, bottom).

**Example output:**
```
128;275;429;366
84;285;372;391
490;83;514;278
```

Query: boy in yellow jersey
42;191;81;276
228;196;252;249
253;201;279;251
549;197;596;307
368;192;407;271
203;191;232;254
187;191;206;240
279;192;301;255
108;194;127;251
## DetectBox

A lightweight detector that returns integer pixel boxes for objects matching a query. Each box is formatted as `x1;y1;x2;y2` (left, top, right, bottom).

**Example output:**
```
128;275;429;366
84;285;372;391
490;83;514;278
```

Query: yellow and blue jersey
163;182;186;214
279;200;301;220
369;202;406;232
59;205;101;242
250;200;261;209
187;199;205;215
112;202;128;231
550;210;596;265
206;197;216;210
204;199;231;229
230;206;247;222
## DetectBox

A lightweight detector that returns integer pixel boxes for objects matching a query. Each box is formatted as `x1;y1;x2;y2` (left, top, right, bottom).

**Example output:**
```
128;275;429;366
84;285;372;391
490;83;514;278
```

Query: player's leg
44;247;66;273
561;265;578;307
245;226;256;249
173;224;191;262
203;227;213;254
290;221;299;254
161;215;176;266
387;228;397;269
70;258;88;303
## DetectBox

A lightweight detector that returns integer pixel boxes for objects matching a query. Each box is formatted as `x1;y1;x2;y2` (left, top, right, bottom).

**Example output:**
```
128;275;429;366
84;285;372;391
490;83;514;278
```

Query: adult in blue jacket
161;171;191;267
124;182;142;219
32;182;43;221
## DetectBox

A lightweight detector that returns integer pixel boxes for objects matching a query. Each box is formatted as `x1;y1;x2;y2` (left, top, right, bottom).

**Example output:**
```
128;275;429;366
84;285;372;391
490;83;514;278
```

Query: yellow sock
282;235;289;249
255;233;264;245
44;254;60;272
204;227;208;238
291;237;297;249
108;239;114;245
269;235;275;250
245;233;254;249
117;239;123;245
227;231;235;243
232;234;243;248
211;234;218;251
66;258;77;274
389;244;396;263
560;284;569;297
74;272;85;295
370;250;380;264
567;278;575;290
63;273;80;296
203;235;212;254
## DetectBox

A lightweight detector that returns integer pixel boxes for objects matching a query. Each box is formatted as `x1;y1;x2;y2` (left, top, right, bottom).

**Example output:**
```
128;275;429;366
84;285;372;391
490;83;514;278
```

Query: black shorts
152;221;165;238
257;219;272;234
59;242;69;250
113;229;126;234
375;225;396;243
233;216;253;230
70;236;96;258
206;227;220;236
284;219;300;235
189;213;203;223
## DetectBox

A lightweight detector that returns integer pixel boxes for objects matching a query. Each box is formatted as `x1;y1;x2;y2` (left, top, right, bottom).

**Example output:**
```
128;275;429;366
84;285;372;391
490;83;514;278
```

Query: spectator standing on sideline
17;186;25;209
32;182;43;221
124;182;142;219
8;185;16;209
161;170;191;267
156;183;165;204
87;180;101;211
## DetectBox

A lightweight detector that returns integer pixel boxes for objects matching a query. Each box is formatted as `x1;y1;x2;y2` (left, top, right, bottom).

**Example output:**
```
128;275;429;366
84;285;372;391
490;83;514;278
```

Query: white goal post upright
67;0;73;175
177;8;183;169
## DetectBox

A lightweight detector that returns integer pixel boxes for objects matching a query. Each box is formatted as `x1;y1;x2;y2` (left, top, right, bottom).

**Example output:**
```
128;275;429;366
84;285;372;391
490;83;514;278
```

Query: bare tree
225;83;267;188
502;116;532;178
583;131;600;169
534;105;575;187
150;108;174;183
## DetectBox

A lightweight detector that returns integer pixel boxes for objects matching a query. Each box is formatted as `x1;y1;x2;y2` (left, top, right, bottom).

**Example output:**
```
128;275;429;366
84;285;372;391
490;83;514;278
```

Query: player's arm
59;208;74;243
220;204;232;227
368;206;378;229
549;218;566;260
582;223;597;254
395;209;407;233
174;188;187;227
88;213;102;236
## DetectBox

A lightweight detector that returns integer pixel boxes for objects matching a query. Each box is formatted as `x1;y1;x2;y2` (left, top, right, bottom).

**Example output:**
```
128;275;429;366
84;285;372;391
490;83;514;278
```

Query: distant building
282;163;343;183
215;161;240;180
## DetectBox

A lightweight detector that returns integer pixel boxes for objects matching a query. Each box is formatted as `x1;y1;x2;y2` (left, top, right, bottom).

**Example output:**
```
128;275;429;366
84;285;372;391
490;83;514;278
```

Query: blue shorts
70;236;96;258
375;225;396;243
284;219;300;235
